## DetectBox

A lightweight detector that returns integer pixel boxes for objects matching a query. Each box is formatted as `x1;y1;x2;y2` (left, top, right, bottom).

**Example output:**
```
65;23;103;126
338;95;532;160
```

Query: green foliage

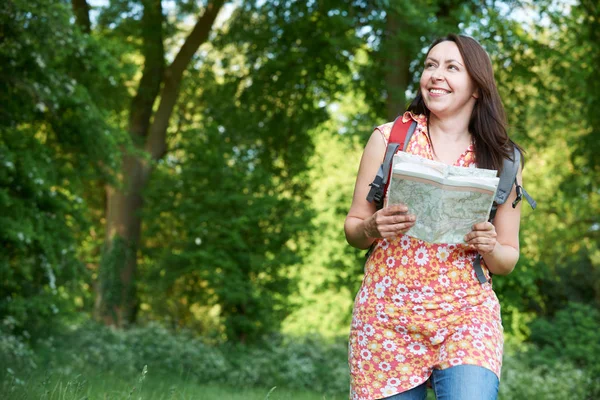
142;111;313;342
223;334;349;395
523;302;600;398
0;0;129;338
0;129;83;338
0;322;38;375
533;250;600;316
138;0;369;342
561;1;600;193
282;90;372;337
3;323;348;396
37;322;229;382
528;303;600;368
499;351;590;400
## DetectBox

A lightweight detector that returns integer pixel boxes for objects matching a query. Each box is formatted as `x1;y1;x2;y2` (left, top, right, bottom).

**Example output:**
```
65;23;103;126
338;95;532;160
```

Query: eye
448;64;459;71
425;62;436;69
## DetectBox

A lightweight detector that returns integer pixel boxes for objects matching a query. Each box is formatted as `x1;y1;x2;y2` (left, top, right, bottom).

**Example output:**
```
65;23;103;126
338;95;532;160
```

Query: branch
71;0;91;34
170;0;226;80
128;0;165;140
146;0;226;160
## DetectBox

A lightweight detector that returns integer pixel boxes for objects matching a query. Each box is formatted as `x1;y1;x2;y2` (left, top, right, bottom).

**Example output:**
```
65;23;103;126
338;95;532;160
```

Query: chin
425;105;447;116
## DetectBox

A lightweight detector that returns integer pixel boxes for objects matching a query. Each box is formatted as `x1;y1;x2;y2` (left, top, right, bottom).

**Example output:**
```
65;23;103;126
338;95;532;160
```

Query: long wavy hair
407;34;520;173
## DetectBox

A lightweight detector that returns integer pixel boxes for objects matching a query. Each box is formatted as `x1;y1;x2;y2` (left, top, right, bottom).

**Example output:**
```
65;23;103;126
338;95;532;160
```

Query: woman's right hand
345;129;416;249
363;204;416;239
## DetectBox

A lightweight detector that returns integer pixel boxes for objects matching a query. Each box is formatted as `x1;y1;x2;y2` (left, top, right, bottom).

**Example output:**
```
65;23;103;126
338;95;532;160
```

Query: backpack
366;115;537;284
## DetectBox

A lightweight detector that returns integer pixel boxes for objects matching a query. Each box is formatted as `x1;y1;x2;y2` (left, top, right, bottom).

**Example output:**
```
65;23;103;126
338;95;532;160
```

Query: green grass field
2;369;347;400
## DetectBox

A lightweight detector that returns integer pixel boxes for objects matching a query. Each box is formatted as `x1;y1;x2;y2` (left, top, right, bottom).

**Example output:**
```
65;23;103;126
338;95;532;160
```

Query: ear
472;88;479;99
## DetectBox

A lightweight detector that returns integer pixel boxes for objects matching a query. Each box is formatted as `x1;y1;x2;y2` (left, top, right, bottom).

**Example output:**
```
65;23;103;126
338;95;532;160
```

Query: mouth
428;88;451;95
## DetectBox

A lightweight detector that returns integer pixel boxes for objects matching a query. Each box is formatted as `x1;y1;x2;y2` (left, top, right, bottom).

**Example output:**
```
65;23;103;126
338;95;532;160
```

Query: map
385;152;500;244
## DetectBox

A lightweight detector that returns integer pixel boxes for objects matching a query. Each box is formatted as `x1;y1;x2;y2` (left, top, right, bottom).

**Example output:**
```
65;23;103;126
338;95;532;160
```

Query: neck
428;113;471;143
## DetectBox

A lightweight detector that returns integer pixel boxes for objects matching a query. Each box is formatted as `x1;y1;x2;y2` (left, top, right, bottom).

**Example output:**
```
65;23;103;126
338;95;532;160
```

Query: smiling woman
344;34;526;400
421;42;478;131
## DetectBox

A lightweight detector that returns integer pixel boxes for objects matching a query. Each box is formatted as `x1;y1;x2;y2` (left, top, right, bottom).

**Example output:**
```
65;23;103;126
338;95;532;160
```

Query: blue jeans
383;365;499;400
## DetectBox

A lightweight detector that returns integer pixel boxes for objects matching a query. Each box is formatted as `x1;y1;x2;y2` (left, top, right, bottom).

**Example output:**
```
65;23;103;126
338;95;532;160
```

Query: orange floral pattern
349;112;504;400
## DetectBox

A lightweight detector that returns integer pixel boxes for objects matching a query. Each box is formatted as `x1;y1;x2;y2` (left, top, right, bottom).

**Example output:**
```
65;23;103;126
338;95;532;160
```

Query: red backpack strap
389;115;413;147
381;116;417;203
367;116;417;209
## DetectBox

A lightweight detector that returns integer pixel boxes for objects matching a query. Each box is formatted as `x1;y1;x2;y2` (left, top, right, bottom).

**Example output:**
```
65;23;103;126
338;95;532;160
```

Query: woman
344;34;523;400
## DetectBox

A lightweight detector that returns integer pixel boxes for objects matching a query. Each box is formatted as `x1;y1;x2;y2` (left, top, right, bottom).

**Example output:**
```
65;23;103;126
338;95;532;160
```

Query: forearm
344;216;376;250
481;243;519;275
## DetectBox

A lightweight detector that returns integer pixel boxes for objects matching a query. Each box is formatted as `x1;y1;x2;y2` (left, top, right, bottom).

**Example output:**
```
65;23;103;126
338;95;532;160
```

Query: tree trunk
71;0;91;34
383;0;467;121
95;153;151;326
94;0;226;327
384;10;411;121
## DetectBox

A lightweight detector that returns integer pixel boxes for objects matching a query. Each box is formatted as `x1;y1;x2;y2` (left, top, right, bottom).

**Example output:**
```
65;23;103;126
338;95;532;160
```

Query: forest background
1;0;599;399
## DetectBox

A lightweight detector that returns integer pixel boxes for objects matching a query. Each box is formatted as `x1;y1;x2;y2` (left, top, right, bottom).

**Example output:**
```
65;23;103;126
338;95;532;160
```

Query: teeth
430;89;449;94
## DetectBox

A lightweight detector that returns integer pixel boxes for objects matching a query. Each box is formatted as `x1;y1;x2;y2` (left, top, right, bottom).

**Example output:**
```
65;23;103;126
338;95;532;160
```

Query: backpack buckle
367;176;383;205
372;189;382;205
512;185;523;208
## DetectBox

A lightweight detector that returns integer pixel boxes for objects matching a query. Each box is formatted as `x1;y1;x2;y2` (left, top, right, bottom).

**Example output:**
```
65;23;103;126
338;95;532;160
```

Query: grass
4;321;593;400
2;366;347;400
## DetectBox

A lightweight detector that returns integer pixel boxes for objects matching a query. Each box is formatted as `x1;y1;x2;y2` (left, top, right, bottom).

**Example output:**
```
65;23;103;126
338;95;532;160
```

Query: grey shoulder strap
403;122;417;151
495;146;537;210
381;143;401;187
495;146;520;205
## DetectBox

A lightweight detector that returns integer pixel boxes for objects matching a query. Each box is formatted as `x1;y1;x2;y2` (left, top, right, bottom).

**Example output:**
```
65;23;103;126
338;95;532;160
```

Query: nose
431;68;444;81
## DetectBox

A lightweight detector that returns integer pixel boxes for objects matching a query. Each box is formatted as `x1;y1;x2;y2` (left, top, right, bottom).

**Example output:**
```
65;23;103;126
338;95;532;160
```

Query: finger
465;229;496;242
468;240;491;248
464;232;479;242
470;243;495;254
379;221;415;235
394;221;416;232
378;214;415;226
384;204;409;215
470;238;496;248
472;222;494;231
392;214;416;224
381;229;408;238
379;220;415;235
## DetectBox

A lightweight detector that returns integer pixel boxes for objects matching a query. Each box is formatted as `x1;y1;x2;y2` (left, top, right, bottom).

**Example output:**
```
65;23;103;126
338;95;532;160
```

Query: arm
344;129;416;250
464;166;523;275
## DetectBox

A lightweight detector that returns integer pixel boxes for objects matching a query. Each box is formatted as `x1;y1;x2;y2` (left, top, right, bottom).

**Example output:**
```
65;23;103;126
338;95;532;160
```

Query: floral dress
348;112;504;400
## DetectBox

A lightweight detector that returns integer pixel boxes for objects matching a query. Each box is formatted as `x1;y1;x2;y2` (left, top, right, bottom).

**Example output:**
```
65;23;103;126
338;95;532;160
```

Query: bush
500;351;590;400
223;334;349;395
27;321;350;395
17;322;349;396
36;321;229;382
0;319;38;373
522;302;600;398
528;302;600;368
0;320;39;395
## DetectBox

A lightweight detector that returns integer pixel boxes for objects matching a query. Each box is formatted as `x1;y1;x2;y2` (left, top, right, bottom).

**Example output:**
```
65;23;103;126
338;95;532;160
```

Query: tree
138;0;366;341
69;0;228;327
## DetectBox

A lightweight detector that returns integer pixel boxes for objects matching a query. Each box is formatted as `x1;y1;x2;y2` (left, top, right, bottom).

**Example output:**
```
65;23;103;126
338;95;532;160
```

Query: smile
429;89;451;95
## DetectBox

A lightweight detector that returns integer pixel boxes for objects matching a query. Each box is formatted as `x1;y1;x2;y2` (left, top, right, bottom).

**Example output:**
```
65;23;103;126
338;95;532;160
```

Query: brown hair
407;34;519;173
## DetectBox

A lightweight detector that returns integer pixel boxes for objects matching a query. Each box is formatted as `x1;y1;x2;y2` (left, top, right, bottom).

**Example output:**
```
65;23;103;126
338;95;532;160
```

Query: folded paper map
385;152;500;244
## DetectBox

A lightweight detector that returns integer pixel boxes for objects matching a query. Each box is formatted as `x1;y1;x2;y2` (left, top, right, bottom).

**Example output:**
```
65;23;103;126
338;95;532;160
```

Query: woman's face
419;41;478;119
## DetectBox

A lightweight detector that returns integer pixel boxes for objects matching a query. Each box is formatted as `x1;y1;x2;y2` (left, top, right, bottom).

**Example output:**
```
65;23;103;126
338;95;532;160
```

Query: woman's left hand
464;222;497;255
